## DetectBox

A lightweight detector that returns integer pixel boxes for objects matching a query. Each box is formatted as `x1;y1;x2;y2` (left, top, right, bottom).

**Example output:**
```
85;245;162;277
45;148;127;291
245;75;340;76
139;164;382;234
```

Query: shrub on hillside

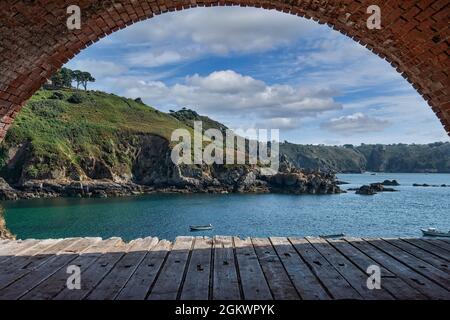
49;91;64;100
68;93;83;104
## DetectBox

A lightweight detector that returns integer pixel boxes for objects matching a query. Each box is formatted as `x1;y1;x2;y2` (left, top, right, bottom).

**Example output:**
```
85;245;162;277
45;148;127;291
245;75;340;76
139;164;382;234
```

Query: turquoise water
2;173;449;241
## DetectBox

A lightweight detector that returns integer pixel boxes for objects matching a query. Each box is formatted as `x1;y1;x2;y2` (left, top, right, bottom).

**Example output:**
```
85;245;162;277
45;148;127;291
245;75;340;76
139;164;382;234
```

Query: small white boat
421;228;450;238
190;224;213;231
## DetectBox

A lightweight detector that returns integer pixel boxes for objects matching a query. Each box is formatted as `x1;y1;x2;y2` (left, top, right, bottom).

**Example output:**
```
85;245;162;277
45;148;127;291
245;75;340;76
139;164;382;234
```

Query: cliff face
0;131;340;199
280;144;366;173
0;89;340;199
280;142;450;173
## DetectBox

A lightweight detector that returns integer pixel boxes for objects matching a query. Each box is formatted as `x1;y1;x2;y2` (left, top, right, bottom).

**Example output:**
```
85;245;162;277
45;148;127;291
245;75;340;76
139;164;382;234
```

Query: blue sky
66;7;449;145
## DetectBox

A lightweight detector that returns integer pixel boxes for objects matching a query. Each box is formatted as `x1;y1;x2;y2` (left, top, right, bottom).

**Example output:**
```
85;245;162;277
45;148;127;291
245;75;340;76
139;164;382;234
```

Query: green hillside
0;89;193;183
0;88;448;185
280;142;450;173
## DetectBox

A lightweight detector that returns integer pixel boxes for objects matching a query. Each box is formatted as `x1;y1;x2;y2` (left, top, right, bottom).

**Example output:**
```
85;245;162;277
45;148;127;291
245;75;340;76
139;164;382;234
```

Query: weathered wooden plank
402;238;450;262
434;239;450;251
21;238;120;300
147;236;193;300
179;237;213;300
2;236;448;301
0;239;63;271
289;237;361;300
53;238;127;300
370;239;450;289
347;238;450;299
385;239;449;274
270;237;329;300
422;239;450;253
0;239;78;290
85;237;158;300
0;238;98;300
234;237;272;300
211;236;241;300
0;240;19;254
252;238;299;300
116;240;171;300
0;240;40;264
328;238;426;300
306;237;393;300
22;239;83;270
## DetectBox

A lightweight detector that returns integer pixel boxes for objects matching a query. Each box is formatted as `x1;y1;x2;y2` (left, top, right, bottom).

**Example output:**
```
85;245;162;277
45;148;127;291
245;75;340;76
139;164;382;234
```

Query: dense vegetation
280;142;450;173
0;88;448;185
170;108;228;133
0;89;192;184
49;67;95;90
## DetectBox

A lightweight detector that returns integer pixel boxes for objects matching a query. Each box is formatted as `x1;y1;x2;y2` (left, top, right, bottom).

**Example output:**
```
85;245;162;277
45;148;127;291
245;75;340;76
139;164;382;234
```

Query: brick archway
0;1;449;139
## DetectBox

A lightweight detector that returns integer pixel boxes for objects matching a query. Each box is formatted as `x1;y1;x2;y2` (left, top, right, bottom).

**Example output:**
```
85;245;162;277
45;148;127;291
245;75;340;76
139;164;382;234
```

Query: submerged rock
355;185;377;195
380;179;400;186
413;183;444;187
354;183;398;195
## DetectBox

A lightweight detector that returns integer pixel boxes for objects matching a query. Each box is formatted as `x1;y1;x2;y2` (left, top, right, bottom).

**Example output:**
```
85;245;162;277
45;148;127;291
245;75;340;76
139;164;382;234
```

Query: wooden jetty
0;236;449;300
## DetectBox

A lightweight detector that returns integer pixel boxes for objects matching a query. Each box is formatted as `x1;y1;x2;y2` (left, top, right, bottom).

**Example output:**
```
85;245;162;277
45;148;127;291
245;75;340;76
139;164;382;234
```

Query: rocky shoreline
0;166;343;201
0;208;15;240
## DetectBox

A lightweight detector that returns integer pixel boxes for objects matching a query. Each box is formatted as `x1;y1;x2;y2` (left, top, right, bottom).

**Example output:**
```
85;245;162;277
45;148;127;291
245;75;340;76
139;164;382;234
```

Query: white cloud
112;70;342;121
63;7;449;144
105;7;317;67
260;31;402;91
68;59;127;77
126;50;185;67
256;117;300;130
321;113;391;135
185;71;266;94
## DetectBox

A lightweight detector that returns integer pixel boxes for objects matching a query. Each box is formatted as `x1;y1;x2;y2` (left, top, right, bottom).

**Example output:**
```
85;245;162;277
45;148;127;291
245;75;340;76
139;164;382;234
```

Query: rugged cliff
0;89;341;200
280;142;450;173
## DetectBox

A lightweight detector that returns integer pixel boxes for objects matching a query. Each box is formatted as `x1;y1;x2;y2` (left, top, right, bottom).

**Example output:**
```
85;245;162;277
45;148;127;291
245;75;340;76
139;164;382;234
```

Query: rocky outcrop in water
412;183;450;187
381;180;400;186
352;183;398;195
264;170;342;195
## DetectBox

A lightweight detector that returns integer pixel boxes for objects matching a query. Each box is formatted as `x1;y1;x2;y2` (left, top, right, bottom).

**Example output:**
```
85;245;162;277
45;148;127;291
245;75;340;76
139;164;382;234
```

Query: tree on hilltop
80;71;95;91
50;67;73;88
48;68;95;90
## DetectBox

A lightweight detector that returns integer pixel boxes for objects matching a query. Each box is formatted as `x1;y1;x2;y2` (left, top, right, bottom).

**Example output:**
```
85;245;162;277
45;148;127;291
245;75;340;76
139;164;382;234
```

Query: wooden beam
21;238;120;300
116;240;171;300
328;238;426;300
147;236;193;300
212;236;241;300
234;237;272;300
252;238;299;300
289;237;361;300
347;238;450;300
86;237;158;300
180;237;213;300
270;237;329;300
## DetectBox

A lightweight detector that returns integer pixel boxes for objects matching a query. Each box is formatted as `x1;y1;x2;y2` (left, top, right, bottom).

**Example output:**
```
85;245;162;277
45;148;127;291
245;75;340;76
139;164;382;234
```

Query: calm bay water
2;173;450;241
